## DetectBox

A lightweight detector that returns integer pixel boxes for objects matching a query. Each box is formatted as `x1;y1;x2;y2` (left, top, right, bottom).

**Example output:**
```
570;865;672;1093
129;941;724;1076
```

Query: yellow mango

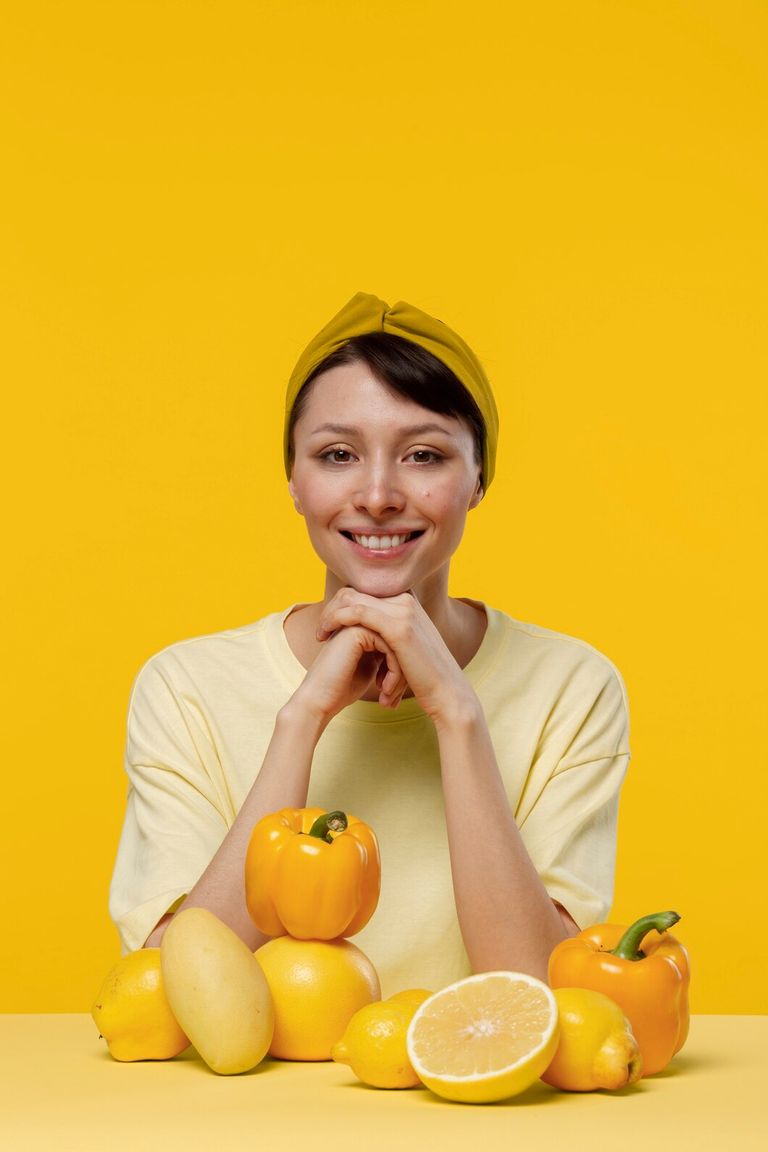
160;908;274;1074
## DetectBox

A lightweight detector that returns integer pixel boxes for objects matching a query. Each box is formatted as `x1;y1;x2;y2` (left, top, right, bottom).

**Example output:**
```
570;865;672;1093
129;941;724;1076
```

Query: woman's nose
352;463;406;517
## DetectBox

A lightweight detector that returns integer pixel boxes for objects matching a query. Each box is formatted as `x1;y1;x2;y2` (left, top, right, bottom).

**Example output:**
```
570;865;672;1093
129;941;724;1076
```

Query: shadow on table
92;1044;282;1076
370;1058;712;1108
647;1051;715;1077
337;1079;597;1108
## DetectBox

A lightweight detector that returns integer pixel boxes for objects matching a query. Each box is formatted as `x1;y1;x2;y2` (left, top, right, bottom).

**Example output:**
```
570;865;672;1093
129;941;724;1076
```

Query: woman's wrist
277;693;331;741
430;685;484;737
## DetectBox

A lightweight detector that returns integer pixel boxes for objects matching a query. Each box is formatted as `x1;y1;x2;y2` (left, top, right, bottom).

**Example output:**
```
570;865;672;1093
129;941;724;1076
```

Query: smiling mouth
340;530;424;551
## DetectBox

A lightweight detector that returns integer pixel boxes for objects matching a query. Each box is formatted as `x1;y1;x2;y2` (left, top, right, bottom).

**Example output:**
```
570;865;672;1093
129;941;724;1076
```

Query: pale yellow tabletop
0;1014;765;1151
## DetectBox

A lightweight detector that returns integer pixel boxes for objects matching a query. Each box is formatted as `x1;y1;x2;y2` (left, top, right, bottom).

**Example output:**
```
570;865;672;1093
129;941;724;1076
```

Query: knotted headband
284;291;499;489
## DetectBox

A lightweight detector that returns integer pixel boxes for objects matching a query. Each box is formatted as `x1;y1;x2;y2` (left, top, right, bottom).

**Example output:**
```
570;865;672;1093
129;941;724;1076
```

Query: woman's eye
321;448;353;463
408;450;442;464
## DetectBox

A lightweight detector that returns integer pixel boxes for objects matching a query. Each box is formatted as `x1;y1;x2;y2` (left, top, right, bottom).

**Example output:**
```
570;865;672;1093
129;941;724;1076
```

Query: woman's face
289;361;483;601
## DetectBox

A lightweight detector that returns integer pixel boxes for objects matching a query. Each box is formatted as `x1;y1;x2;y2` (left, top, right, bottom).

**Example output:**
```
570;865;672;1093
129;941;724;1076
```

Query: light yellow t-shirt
109;603;630;995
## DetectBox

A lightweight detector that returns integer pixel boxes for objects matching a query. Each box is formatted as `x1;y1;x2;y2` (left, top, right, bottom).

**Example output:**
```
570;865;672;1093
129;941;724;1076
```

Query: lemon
91;948;189;1062
541;987;642;1091
387;988;434;1010
332;993;429;1088
406;971;559;1103
254;936;380;1061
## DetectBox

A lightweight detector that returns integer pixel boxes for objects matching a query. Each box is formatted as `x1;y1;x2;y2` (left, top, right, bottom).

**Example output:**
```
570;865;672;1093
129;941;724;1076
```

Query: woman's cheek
417;481;470;516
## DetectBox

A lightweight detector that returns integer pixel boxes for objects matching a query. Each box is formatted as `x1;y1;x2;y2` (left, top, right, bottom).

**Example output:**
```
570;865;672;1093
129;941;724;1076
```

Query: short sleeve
109;656;232;953
517;663;630;930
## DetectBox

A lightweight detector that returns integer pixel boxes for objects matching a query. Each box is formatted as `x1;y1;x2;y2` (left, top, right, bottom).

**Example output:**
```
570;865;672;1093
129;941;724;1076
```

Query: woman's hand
292;618;409;725
315;588;476;724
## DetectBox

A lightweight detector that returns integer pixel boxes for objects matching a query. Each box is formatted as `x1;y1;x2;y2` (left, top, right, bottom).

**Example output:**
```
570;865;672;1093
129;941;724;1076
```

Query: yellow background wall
2;1;765;1013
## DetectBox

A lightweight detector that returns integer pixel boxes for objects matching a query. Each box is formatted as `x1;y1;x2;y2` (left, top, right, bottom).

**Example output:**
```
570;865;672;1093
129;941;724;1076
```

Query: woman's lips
340;529;424;556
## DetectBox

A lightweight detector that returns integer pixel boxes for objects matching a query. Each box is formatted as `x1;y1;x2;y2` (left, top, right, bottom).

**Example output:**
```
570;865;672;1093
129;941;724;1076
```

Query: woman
110;292;630;994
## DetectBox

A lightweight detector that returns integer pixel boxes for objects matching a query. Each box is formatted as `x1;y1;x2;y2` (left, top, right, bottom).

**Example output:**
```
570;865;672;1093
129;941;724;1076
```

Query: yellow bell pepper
244;807;381;940
548;910;690;1076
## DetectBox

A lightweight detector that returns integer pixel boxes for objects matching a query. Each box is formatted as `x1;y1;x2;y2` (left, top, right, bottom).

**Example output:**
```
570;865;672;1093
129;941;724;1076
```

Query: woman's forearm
143;617;408;950
434;695;574;981
144;700;327;949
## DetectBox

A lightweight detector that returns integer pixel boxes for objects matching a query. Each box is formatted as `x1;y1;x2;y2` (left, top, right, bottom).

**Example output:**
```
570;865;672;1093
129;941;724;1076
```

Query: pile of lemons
93;924;640;1102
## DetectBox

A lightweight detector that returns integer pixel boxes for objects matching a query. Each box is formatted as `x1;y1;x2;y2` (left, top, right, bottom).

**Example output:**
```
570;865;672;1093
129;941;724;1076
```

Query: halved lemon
406;971;559;1103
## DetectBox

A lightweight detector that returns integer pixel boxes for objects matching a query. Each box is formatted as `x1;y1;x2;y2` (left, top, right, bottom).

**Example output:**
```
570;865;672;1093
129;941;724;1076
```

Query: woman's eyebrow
308;421;456;438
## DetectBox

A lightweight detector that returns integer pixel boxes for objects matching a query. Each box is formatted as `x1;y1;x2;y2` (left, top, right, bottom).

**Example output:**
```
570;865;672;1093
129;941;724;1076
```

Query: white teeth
352;533;412;550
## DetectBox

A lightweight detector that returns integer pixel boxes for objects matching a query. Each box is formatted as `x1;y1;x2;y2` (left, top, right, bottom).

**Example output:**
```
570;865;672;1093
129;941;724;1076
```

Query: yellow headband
284;291;498;488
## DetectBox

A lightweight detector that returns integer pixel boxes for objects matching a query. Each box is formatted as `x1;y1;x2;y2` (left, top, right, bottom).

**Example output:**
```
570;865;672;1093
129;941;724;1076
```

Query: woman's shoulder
131;606;296;686
478;603;627;694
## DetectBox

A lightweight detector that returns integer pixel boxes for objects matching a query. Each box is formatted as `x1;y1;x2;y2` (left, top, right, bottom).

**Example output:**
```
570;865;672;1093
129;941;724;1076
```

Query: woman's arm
143;621;407;949
316;588;579;980
143;700;325;948
432;697;577;981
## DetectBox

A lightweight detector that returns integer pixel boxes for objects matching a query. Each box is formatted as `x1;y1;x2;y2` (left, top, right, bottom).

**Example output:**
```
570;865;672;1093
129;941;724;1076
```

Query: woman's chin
328;565;413;600
348;576;413;598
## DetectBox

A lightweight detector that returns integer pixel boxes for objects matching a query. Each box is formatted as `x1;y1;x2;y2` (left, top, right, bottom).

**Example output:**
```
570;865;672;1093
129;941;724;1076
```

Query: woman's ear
468;476;484;510
288;477;304;515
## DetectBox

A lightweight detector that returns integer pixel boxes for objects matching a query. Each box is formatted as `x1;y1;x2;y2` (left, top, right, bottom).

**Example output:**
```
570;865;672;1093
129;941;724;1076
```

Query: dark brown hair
286;332;486;483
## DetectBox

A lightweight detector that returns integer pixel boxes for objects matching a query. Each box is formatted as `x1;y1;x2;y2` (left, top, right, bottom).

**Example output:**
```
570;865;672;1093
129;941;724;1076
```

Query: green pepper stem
611;911;681;961
307;810;348;843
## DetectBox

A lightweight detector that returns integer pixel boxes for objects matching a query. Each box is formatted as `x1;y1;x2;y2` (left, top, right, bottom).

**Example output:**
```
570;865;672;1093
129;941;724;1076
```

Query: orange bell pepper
244;807;380;940
548;911;690;1075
